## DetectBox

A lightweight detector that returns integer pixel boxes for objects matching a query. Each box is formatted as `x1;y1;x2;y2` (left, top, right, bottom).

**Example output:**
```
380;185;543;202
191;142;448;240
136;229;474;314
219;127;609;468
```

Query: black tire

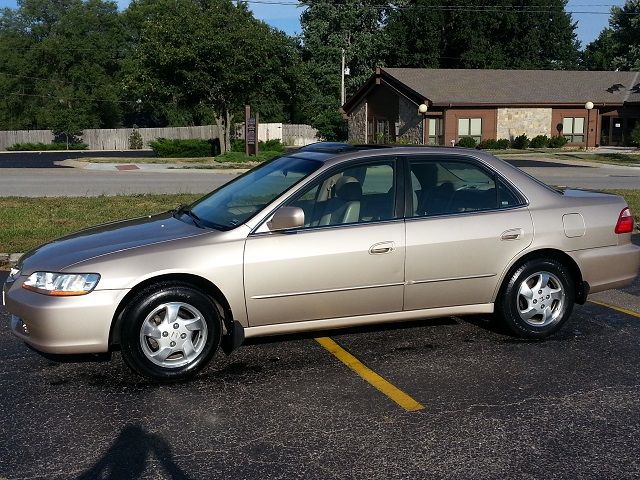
497;258;575;339
120;282;221;381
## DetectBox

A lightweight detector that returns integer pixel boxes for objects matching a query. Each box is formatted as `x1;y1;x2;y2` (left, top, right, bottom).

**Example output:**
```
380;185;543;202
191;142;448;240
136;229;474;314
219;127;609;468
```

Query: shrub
231;138;286;152
548;135;568;148
456;137;477;148
149;138;218;157
511;134;530;150
230;138;245;152
529;135;550;148
129;129;143;150
261;139;285;152
7;142;88;151
631;123;640;147
495;138;511;149
477;139;499;150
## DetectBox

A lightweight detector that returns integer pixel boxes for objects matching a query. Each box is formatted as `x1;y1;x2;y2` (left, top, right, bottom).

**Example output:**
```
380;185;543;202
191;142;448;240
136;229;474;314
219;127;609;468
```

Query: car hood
18;212;206;273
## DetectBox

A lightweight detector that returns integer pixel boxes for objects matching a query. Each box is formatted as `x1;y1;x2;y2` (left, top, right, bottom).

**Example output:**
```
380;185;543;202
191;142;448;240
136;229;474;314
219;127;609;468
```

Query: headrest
335;176;362;201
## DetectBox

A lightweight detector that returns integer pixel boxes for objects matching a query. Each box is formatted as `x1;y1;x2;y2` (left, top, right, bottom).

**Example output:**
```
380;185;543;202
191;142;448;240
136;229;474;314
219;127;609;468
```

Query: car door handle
501;228;524;241
369;241;395;255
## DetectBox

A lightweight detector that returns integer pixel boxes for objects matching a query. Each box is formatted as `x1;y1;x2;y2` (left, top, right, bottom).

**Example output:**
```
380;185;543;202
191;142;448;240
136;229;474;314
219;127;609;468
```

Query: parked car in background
4;143;639;380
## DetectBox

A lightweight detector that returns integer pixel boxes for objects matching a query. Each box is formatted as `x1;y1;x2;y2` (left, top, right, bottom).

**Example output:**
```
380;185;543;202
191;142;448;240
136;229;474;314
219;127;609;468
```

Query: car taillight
615;207;634;234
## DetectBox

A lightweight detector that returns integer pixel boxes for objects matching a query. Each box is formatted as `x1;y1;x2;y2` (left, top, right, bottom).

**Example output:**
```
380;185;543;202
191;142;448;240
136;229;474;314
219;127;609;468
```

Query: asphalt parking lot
1;270;640;480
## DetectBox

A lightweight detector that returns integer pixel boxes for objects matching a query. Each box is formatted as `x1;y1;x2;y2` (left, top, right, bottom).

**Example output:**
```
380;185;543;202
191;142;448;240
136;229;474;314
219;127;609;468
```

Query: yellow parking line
588;300;640;318
315;337;424;412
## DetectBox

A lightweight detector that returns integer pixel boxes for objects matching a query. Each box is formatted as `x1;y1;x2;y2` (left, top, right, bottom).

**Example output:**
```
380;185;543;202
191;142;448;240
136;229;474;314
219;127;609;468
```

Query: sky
0;0;626;48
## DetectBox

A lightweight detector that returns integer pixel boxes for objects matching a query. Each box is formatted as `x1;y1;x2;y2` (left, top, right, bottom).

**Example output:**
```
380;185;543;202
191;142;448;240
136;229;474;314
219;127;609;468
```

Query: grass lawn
71;150;282;166
1;190;638;254
214;150;281;163
0;194;200;253
497;151;640;166
603;189;640;223
554;153;640;166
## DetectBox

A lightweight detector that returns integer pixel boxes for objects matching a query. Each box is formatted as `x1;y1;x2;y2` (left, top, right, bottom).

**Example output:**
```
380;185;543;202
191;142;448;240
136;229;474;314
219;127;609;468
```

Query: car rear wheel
498;259;575;339
120;282;221;381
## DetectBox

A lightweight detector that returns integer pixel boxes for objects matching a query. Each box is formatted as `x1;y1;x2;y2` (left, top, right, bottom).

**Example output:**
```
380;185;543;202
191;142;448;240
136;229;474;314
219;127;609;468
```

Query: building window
458;118;482;143
562;117;585;143
428;118;444;145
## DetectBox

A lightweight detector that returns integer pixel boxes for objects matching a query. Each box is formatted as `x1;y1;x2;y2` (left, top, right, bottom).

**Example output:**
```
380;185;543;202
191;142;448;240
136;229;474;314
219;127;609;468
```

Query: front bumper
3;278;126;354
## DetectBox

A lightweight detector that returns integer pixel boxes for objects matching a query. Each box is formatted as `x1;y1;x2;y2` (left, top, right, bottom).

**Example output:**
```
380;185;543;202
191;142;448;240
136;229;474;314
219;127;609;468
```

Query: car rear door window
409;158;520;217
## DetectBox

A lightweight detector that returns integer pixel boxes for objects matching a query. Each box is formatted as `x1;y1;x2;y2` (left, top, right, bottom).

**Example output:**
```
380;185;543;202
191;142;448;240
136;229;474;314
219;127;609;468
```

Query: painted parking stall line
588;300;640;319
315;337;425;412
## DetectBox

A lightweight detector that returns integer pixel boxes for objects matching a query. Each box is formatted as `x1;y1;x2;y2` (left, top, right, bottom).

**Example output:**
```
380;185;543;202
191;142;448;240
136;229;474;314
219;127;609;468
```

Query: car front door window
287;161;396;228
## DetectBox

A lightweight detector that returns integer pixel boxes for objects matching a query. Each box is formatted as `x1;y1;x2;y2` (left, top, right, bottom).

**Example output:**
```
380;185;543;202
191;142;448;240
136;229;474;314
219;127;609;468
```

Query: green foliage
456;137;477;148
214;151;282;163
0;0;127;130
495;139;511;149
548;135;569;148
230;139;245;152
583;1;640;70
230;138;285;152
511;134;530;149
261;139;285;152
149;138;218;158
384;0;580;69
530;135;550;148
129;130;143;150
299;0;385;140
477;139;499;149
7;142;87;151
630;123;640;146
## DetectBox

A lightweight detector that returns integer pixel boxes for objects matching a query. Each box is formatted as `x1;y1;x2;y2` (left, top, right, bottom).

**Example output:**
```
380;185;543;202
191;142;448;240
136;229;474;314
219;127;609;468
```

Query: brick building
341;68;640;147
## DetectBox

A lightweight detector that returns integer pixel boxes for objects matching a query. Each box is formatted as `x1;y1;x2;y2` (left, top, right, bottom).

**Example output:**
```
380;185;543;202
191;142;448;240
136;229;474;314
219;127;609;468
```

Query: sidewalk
56;159;251;173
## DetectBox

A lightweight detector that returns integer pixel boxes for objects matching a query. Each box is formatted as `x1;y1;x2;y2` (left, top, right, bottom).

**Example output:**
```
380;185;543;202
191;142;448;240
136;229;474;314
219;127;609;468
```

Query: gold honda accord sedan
3;143;639;380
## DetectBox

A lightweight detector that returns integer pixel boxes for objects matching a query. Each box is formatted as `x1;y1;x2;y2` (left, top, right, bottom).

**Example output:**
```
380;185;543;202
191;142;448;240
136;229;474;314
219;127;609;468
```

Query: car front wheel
120;282;221;381
498;259;575;339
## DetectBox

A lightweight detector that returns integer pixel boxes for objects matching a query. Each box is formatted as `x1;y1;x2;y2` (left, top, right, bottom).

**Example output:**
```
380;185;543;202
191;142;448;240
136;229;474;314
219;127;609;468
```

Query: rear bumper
4;279;125;354
569;243;640;294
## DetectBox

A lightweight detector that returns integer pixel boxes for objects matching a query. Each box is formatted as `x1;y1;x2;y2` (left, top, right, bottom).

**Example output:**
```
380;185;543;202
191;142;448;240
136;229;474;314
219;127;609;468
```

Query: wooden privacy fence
0;130;54;150
83;125;221;151
235;123;320;146
0;123;319;151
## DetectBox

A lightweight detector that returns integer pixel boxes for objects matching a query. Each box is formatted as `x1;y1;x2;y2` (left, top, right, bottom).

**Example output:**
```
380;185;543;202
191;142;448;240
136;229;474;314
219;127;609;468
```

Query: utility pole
341;48;346;106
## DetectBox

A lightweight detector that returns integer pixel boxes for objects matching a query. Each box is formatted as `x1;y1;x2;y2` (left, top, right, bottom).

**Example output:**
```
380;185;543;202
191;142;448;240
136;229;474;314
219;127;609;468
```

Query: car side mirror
268;207;305;231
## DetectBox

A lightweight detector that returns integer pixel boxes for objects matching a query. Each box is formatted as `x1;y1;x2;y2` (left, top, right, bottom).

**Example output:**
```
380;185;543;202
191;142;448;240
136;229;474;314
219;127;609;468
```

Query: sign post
245;105;259;156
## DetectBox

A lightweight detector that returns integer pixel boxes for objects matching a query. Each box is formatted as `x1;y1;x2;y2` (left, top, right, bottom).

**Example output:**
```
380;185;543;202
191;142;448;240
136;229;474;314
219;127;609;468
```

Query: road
0;168;239;196
0;158;638;196
1;268;640;479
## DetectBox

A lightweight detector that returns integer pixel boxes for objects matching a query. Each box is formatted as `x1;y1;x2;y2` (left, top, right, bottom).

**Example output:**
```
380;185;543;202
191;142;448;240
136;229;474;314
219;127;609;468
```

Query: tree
583;1;640;71
299;0;389;140
0;0;127;131
123;0;302;152
385;0;580;69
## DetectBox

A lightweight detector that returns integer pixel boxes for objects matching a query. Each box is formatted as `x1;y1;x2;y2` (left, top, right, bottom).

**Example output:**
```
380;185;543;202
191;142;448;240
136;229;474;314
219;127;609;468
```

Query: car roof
292;142;469;162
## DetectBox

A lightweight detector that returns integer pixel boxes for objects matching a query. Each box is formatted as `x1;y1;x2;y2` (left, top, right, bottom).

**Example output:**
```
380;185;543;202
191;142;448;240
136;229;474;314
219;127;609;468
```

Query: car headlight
22;272;100;296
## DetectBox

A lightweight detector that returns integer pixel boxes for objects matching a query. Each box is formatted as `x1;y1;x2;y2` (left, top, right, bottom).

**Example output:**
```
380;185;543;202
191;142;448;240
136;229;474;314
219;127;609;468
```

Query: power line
5;92;140;105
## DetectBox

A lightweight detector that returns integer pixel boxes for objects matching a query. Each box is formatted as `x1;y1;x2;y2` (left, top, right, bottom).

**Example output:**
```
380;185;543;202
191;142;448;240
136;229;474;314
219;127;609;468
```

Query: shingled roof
344;68;640;111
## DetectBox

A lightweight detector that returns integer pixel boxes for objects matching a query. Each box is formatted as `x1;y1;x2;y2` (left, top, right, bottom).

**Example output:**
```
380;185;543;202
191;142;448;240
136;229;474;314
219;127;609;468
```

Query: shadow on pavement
76;424;193;480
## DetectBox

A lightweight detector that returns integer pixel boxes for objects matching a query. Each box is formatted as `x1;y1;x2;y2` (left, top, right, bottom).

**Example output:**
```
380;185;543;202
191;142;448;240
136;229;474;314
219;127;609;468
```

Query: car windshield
188;155;322;230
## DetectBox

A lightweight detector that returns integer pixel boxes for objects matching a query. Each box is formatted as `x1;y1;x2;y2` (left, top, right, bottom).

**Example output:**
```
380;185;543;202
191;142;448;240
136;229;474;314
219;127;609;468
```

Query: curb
0;253;23;269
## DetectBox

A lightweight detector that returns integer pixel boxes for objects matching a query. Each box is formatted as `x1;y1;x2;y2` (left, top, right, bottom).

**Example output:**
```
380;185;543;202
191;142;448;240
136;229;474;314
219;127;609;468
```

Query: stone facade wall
348;100;367;143
397;96;423;144
496;108;552;140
